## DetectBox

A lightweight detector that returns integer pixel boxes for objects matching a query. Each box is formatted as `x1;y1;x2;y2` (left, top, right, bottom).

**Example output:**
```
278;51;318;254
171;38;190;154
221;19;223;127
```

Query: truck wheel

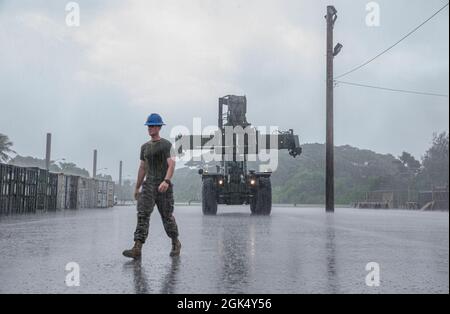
252;177;272;215
250;197;257;214
202;178;217;215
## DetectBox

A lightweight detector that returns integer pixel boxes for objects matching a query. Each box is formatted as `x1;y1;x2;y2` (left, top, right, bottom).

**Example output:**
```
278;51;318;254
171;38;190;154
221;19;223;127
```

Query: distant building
353;186;449;210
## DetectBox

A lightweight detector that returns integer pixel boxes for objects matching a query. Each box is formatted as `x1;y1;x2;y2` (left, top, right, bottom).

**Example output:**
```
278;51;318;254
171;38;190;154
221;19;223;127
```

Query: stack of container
77;177;97;209
56;174;79;210
0;163;115;215
24;167;38;213
9;166;26;214
55;175;115;210
0;164;11;215
56;173;67;210
47;173;58;210
95;179;108;208
107;181;115;207
36;168;48;211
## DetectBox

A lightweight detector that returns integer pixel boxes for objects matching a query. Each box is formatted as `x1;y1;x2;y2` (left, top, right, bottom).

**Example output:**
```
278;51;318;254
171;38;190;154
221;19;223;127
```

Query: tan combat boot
122;240;143;259
170;238;181;257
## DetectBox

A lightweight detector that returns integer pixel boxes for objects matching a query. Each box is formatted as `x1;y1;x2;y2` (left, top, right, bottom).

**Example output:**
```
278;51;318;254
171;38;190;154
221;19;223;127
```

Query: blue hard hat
144;113;165;126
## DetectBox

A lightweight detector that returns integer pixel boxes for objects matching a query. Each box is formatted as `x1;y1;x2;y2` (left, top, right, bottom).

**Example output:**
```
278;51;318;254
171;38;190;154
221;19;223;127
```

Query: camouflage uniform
134;138;179;243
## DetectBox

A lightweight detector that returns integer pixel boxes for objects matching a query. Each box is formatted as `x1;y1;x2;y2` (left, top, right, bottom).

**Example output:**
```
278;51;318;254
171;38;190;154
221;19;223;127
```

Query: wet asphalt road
0;205;448;294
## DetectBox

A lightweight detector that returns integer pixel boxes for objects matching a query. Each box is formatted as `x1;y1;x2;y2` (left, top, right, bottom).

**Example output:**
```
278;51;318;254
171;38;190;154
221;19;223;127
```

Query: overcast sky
0;0;448;180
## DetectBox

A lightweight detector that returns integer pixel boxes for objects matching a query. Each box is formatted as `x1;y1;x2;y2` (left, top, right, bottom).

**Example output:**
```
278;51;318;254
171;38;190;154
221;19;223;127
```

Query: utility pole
325;6;342;213
93;149;97;178
45;133;52;171
119;160;123;187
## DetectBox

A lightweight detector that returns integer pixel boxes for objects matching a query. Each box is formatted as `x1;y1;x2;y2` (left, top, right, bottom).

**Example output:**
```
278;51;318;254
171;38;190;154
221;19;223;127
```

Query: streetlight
325;5;343;213
333;43;343;57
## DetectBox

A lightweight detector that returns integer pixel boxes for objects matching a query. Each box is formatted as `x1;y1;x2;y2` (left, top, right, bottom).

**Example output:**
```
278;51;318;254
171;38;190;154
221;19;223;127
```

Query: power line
335;2;449;79
335;80;449;98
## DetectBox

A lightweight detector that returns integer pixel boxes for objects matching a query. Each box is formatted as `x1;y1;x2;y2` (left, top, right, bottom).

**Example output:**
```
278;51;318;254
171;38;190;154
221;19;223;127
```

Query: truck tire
202;177;217;215
251;177;272;215
250;197;257;214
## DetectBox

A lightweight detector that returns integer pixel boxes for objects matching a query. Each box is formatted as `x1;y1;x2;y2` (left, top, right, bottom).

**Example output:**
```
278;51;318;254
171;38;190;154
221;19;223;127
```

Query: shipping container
95;179;108;208
60;174;80;209
107;181;115;208
0;164;11;196
24;167;38;213
2;163;115;214
56;173;81;210
56;173;66;210
35;168;49;211
9;166;26;214
77;177;96;208
0;196;9;215
0;164;11;215
47;173;58;210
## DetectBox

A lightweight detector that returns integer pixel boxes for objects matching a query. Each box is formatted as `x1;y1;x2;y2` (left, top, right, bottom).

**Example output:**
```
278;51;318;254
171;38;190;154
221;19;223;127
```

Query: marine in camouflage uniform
123;113;181;259
134;139;179;242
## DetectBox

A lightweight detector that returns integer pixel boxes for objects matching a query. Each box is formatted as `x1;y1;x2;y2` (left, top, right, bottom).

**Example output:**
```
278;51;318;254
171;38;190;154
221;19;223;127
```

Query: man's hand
134;188;141;200
158;181;169;193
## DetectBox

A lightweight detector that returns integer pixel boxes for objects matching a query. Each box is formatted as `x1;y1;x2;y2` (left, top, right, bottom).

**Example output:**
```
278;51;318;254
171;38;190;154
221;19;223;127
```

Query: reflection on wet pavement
0;206;448;293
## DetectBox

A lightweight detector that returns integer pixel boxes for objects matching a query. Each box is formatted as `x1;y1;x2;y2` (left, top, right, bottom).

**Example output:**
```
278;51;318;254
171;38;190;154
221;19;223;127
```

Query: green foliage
418;132;449;189
2;131;446;205
8;155;90;177
172;135;449;205
0;133;16;162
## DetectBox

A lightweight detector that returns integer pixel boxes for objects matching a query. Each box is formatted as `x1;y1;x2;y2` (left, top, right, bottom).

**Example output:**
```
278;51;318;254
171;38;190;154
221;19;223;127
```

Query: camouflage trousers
134;180;179;243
